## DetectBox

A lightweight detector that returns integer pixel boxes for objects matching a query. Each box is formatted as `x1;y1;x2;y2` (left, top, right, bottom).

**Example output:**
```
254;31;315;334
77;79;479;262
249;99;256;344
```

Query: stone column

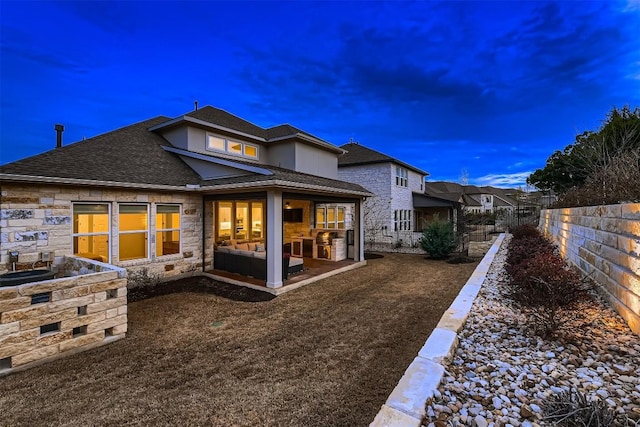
266;190;283;288
355;199;365;262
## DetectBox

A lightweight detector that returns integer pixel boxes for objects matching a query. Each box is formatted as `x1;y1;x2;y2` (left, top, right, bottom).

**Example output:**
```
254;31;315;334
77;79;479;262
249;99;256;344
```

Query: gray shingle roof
186;106;266;137
186;106;329;144
1;111;370;197
425;182;519;207
0;117;202;186
338;142;428;176
199;157;371;196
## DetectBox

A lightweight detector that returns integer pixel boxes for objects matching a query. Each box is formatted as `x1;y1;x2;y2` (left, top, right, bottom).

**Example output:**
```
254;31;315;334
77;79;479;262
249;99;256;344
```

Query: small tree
420;217;456;259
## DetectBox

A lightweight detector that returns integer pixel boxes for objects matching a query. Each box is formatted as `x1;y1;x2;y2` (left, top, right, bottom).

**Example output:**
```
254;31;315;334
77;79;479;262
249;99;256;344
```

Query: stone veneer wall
0;184;203;280
0;256;127;375
539;203;640;334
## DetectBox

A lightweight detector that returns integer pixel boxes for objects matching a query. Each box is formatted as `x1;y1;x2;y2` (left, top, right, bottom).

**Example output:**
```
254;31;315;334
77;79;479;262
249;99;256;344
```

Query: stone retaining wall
539;203;640;334
0;257;127;375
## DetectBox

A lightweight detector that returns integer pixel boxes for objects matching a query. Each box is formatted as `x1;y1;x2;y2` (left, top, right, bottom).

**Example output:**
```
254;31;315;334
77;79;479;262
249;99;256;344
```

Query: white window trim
206;132;259;160
118;203;150;262
395;166;408;187
72;202;111;263
315;205;346;230
156;204;182;258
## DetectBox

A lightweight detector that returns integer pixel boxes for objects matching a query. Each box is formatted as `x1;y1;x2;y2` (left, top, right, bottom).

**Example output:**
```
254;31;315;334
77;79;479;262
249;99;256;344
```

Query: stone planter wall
539;203;640;334
0;257;127;375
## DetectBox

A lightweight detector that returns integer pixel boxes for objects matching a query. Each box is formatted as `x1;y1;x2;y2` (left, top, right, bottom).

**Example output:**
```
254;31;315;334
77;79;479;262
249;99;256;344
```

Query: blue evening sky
1;1;639;188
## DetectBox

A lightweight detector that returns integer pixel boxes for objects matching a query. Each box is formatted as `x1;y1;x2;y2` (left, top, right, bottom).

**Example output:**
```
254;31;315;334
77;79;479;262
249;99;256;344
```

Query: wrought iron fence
456;209;540;251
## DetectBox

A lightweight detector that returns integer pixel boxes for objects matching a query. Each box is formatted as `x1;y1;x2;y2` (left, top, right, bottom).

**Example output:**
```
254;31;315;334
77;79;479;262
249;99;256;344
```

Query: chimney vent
194;100;199;110
54;124;64;148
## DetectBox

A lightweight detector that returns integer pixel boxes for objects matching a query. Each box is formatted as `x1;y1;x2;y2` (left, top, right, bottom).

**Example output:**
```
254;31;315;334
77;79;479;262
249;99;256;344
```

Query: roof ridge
1;116;171;166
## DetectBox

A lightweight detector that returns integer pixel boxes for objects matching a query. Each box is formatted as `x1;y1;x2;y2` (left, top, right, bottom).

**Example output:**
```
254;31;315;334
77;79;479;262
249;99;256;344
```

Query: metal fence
458;210;540;248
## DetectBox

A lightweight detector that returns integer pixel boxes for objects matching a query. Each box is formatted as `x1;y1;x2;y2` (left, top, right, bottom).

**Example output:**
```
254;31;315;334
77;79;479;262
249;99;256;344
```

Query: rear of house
1;106;371;290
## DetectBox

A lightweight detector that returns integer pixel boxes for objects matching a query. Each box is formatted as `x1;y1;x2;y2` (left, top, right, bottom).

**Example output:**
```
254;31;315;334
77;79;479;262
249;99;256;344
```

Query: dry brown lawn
0;253;479;427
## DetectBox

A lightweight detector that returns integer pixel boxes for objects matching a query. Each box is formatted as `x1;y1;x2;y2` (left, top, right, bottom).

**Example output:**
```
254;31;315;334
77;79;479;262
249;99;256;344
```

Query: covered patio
202;183;371;293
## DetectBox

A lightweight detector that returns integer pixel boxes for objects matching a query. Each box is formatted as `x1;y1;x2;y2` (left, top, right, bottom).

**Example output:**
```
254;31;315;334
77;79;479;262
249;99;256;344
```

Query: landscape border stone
370;233;506;427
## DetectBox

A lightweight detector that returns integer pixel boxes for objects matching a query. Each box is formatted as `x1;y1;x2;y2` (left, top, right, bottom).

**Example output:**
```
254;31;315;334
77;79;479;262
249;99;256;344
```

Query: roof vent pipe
54;124;64;148
194;100;198;110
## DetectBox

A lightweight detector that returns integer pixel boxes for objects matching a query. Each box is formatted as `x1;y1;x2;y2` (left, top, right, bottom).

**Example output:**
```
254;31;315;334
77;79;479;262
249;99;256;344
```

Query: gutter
0;173;198;192
201;179;373;197
0;174;372;198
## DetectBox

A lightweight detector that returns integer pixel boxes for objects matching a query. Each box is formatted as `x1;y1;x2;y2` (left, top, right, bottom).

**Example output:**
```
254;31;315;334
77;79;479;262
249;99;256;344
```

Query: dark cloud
1;0;638;188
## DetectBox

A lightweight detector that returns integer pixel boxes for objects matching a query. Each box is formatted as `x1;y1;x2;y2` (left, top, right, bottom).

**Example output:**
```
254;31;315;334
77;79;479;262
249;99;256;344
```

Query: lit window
316;205;346;229
337;207;345;229
119;204;148;261
216;200;264;241
217;202;233;240
72;204;110;262
244;144;258;158
236;202;249;240
206;133;260;160
228;141;242;155
316;207;326;229
156;205;180;256
207;135;225;151
251;203;263;238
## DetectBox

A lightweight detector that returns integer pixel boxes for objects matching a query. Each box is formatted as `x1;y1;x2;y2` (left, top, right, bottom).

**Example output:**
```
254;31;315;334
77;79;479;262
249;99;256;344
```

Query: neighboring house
0;106;371;290
337;142;458;246
425;182;520;214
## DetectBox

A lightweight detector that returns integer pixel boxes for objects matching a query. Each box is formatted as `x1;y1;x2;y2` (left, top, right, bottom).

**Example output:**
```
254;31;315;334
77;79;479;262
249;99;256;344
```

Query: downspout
201;197;206;273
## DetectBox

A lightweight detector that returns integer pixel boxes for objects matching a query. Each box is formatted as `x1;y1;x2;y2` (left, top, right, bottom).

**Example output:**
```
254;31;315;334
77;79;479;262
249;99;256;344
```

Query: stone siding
539;204;640;334
0;257;127;375
339;163;393;243
1;184;203;280
338;162;423;245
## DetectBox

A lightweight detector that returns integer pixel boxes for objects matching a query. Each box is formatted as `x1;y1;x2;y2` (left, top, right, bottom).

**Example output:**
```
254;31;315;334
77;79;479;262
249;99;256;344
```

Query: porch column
355;199;365;262
266;190;284;288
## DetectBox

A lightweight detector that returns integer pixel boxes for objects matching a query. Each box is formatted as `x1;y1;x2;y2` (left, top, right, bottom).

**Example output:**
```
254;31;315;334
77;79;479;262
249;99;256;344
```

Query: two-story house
424;182;519;215
0;106;371;291
337;142;458;247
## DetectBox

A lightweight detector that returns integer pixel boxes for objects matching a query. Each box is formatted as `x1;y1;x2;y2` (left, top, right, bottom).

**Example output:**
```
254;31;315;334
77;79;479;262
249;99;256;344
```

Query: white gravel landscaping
423;235;640;427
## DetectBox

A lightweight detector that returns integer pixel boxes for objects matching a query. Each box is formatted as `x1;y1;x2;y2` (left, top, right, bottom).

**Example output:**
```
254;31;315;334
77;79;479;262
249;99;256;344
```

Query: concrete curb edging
370;233;506;427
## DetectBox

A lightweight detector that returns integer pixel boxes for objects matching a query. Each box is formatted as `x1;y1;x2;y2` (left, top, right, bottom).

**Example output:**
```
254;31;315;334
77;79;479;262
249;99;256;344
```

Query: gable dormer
150;106;344;179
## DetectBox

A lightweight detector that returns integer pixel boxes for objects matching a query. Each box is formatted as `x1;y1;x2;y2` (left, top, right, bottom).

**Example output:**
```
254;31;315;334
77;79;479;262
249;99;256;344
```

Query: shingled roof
424;181;519;207
0;117;202;187
200;163;371;196
1;111;370;197
338;142;428;176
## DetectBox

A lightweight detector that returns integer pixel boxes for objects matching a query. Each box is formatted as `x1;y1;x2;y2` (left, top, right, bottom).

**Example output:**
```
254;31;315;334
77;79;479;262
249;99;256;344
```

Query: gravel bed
424;235;640;427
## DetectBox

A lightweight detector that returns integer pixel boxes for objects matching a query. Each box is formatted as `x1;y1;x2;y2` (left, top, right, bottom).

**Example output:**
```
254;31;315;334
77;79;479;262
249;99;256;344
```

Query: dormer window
207;133;258;159
395;166;408;187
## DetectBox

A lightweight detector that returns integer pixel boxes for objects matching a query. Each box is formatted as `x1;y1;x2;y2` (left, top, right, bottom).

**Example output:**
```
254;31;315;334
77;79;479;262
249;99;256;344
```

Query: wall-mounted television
283;208;303;223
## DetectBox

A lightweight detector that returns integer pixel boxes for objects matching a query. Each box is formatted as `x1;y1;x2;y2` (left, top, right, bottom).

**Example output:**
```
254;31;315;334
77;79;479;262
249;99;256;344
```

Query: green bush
420;219;456;259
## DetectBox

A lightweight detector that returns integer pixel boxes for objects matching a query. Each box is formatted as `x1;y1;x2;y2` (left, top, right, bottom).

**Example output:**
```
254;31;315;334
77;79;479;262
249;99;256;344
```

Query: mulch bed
127;276;275;303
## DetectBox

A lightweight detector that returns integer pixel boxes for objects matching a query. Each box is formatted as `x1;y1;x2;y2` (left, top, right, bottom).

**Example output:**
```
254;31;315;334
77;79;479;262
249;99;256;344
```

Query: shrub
542;388;631;426
505;235;556;275
509;224;541;239
420;219;457;259
506;232;589;337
